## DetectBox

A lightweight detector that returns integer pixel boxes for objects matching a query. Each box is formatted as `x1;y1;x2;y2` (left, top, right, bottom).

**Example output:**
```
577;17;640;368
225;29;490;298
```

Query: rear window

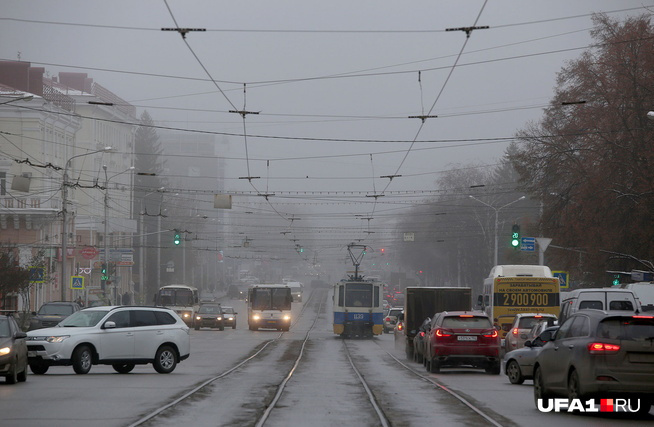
442;316;492;328
519;317;555;329
597;317;654;341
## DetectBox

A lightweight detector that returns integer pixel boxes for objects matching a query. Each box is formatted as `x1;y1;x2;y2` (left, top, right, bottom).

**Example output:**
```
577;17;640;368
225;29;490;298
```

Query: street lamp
103;165;135;305
469;195;526;266
139;187;165;300
61;146;112;301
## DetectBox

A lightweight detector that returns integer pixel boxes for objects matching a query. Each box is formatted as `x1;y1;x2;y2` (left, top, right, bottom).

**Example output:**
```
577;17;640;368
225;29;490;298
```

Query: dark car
29;301;80;331
221;306;237;329
194;304;225;330
503;326;558;384
533;311;654;414
425;311;501;374
412;317;431;364
0;314;28;384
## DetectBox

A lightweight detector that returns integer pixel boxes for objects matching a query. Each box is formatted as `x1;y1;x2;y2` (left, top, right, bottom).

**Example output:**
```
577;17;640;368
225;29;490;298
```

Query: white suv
26;306;190;375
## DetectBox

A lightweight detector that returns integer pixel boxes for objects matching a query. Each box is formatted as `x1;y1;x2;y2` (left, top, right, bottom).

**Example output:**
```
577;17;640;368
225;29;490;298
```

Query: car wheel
112;363;136;374
429;358;440;373
153;345;177;374
29;360;49;375
72;345;93;375
232;323;236;329
486;361;501;375
506;360;524;384
194;325;200;331
219;325;225;331
5;360;18;384
567;369;584;400
533;366;553;405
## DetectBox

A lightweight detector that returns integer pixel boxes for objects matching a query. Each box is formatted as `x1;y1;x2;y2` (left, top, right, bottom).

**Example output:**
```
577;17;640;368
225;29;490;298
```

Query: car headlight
217;316;222;320
283;315;291;321
227;316;234;321
196;316;201;320
253;315;260;320
0;346;10;355
46;336;70;343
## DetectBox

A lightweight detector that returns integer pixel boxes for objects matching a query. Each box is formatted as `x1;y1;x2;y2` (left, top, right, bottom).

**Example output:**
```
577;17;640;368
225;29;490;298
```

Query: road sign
29;266;45;283
520;237;535;252
80;246;99;260
553;271;569;289
70;276;85;290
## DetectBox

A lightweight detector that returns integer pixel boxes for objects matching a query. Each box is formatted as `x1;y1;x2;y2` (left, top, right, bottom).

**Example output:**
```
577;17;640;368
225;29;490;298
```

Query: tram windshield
250;288;292;311
345;282;374;307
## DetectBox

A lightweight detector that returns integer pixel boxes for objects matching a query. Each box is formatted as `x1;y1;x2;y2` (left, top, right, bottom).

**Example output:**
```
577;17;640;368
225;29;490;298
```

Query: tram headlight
217;316;222;321
195;316;201;321
283;314;291;321
253;314;260;320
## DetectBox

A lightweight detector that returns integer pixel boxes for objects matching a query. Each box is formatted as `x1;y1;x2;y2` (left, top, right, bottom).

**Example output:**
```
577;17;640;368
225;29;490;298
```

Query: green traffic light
174;233;181;245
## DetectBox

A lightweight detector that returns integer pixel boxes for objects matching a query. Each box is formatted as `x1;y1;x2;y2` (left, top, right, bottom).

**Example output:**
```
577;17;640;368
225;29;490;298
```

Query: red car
425;311;501;374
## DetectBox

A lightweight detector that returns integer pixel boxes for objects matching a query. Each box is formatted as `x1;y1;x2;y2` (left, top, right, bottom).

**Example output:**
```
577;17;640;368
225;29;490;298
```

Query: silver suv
26;306;190;375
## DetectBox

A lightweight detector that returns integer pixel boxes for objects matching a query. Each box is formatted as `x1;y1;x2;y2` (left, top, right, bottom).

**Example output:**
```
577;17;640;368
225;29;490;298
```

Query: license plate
267;320;277;324
629;353;654;363
457;335;477;341
28;351;36;357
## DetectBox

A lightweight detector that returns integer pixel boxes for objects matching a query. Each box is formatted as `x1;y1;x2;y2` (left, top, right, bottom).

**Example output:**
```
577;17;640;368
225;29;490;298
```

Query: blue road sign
29;266;45;283
521;237;536;252
553;271;569;289
70;276;85;290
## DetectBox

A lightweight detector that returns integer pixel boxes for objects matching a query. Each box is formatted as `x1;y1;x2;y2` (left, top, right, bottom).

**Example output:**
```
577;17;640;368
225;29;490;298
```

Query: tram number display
498;293;555;307
353;313;365;320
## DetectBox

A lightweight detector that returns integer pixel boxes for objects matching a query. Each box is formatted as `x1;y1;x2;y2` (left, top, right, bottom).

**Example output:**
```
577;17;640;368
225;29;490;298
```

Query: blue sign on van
553;271;569;289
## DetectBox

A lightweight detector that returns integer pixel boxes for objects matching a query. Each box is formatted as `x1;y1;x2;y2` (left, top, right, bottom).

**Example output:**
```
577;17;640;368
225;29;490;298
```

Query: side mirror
476;295;483;307
15;331;27;339
31;311;37;316
102;321;116;329
524;340;532;348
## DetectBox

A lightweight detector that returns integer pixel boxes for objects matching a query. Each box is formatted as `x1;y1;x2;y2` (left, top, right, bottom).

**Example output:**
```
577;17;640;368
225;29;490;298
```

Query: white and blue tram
333;279;384;338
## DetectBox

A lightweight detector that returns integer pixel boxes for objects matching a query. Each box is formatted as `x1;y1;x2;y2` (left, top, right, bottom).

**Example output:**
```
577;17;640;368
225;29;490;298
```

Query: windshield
60;310;107;327
251;288;292;311
38;304;75;316
345;283;372;307
158;288;195;306
442;316;492;329
597;317;654;341
0;318;9;337
198;305;221;314
222;307;234;314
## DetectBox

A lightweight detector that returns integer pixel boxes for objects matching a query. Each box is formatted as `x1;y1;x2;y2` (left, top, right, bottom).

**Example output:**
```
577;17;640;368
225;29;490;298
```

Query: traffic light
101;263;108;281
612;273;621;286
174;233;181;245
511;224;520;248
380;248;385;255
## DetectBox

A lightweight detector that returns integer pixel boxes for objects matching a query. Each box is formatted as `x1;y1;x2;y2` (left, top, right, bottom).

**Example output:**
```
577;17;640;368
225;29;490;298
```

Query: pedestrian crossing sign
70;276;85;290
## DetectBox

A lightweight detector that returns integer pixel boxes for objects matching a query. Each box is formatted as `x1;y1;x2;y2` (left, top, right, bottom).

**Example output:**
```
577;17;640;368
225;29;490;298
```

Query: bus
247;284;293;331
154;284;200;326
479;265;560;343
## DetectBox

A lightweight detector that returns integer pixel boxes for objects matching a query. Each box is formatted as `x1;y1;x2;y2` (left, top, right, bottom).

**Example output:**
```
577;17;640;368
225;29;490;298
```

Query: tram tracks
128;288;508;427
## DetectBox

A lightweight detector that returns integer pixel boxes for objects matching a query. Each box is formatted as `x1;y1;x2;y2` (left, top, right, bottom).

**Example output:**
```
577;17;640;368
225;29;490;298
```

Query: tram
332;244;384;338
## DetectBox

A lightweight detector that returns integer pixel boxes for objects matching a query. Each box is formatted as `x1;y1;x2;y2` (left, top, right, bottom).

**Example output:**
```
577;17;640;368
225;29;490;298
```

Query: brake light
512;328;518;335
459;315;474;318
385;317;391;322
419;331;425;337
588;342;621;354
397;323;403;331
633;315;654;319
483;330;498;338
435;329;451;337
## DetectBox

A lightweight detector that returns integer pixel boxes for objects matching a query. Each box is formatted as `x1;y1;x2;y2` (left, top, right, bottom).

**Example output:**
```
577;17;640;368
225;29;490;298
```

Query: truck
401;287;472;358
